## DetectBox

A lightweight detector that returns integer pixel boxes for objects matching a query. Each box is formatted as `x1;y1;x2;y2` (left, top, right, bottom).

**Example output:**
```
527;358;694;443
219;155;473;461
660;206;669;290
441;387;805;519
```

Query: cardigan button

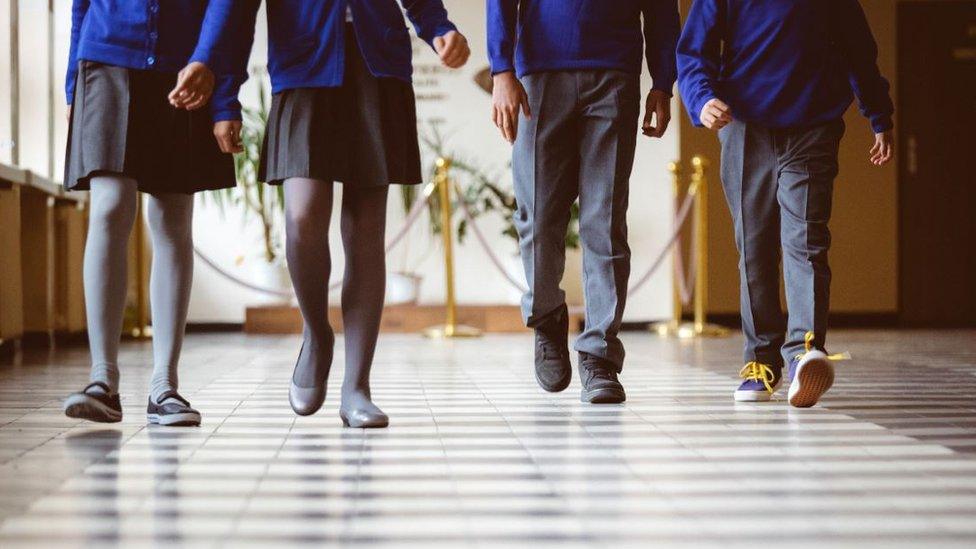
147;56;156;66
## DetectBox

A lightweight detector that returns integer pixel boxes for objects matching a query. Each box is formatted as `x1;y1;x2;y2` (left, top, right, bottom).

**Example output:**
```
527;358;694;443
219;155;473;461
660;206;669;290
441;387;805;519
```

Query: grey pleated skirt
259;25;423;187
64;60;236;194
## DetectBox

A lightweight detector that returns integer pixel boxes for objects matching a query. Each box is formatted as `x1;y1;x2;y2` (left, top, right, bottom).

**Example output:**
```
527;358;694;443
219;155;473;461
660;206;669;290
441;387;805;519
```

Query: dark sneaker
64;382;122;423
578;352;626;404
147;391;201;427
734;362;783;402
534;304;572;392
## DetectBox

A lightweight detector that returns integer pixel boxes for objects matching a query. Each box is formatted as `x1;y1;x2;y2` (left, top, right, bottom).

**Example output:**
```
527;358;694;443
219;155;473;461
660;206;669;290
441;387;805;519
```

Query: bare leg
283;178;335;415
338;185;389;428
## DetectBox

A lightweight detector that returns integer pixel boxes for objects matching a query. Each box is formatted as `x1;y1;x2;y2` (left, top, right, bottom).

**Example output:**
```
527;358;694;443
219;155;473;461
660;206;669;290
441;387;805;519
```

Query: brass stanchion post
423;158;481;339
651;161;688;336
688;156;728;338
653;157;729;339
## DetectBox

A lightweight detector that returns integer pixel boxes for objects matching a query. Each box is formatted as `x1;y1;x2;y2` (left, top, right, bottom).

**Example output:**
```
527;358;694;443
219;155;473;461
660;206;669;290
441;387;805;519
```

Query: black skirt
260;26;423;187
64;60;236;194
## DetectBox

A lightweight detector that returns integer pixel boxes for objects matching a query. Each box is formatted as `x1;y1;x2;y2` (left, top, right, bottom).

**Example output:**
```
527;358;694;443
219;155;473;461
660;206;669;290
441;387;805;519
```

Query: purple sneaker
734;362;782;402
787;331;849;408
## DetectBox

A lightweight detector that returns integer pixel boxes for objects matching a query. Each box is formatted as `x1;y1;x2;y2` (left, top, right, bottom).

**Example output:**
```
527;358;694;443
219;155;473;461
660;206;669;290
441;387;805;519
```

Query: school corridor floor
1;330;975;547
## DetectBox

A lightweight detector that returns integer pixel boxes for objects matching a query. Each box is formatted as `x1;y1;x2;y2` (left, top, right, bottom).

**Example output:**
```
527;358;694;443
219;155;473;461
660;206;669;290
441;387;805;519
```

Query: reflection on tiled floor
2;330;976;547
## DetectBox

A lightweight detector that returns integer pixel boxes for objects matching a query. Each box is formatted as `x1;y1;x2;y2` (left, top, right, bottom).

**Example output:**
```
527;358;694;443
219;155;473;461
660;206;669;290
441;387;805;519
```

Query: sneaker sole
64;394;122;423
733;380;781;402
581;387;626;404
733;390;774;402
147;412;201;427
788;354;834;408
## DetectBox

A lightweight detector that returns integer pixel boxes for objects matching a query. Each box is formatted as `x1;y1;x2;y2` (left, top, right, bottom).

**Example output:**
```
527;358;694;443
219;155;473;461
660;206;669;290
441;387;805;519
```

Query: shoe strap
83;381;112;395
156;390;190;407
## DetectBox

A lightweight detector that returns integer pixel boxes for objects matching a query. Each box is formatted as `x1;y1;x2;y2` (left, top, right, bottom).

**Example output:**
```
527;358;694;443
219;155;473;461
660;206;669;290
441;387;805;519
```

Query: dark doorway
898;1;976;326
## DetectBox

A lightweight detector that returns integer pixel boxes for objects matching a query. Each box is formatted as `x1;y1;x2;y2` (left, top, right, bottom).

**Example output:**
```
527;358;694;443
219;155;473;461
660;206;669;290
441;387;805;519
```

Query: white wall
4;0;677;324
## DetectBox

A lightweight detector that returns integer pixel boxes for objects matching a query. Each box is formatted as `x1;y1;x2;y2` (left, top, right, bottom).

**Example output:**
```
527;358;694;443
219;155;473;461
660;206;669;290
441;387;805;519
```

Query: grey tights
283;178;387;414
85;175;193;402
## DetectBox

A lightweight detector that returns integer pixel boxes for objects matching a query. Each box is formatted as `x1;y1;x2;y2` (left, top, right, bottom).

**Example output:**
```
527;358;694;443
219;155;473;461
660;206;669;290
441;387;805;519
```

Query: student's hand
433;31;470;69
169;62;215;111
213;120;243;154
700;98;733;130
66;105;72;124
642;90;672;138
870;130;893;166
491;72;531;144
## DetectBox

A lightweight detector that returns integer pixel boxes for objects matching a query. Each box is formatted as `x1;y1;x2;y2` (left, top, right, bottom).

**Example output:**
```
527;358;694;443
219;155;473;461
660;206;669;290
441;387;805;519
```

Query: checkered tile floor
2;330;976;547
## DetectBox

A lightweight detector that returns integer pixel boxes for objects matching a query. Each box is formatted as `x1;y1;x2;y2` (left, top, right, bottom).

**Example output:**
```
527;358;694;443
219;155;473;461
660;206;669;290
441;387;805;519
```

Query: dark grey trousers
718;119;846;367
513;70;640;368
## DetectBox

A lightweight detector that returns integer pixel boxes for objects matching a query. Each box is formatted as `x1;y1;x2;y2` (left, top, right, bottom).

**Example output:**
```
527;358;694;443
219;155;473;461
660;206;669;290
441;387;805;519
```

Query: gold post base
423;324;483;339
651;321;730;339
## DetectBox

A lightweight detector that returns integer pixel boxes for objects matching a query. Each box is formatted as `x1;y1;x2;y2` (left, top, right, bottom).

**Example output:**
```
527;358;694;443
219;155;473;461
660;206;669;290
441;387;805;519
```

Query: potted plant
202;73;292;302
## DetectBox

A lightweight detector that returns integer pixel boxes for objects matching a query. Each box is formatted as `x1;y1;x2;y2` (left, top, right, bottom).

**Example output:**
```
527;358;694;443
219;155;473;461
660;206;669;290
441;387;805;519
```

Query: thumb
168;73;189;103
433;36;446;53
520;91;532;119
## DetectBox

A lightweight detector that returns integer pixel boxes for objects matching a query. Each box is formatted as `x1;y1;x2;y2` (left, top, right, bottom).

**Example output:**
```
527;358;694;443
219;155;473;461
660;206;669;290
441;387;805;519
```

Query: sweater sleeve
200;0;261;123
211;76;244;122
190;0;241;75
840;0;894;133
676;0;724;127
642;0;681;95
66;0;91;105
486;0;518;75
400;0;457;49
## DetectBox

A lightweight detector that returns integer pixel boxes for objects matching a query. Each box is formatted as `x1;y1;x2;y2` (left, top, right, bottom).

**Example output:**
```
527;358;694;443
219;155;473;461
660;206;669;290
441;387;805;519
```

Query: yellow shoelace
739;362;778;394
794;331;852;362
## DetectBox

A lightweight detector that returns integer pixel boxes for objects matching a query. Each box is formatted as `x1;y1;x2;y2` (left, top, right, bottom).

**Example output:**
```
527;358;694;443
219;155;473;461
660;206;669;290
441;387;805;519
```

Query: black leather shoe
534;304;572;392
578;352;626;404
64;382;122;423
147;391;201;427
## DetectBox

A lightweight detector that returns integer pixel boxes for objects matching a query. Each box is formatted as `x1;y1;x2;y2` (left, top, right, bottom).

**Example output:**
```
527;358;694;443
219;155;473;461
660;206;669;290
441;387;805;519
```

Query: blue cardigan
228;0;457;94
66;0;244;122
486;0;680;93
677;0;894;133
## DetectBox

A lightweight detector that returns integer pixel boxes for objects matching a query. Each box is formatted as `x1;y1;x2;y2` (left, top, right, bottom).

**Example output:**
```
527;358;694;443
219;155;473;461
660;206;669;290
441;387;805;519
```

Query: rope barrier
624;187;696;298
452;180;529;294
194;171;700;306
453;179;699;300
193;181;437;297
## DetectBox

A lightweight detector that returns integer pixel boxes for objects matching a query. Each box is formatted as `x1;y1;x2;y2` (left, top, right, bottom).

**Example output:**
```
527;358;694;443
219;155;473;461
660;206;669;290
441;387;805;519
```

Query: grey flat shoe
290;380;326;416
340;407;389;429
289;340;329;416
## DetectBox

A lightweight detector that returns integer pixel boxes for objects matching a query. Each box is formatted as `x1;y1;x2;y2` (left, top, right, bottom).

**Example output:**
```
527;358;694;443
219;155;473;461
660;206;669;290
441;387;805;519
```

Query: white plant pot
248;260;293;305
386;272;422;305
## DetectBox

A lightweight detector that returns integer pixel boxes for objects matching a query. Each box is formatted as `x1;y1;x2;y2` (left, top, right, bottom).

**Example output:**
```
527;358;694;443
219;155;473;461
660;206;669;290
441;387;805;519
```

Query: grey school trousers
513;70;640;368
718;118;846;367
